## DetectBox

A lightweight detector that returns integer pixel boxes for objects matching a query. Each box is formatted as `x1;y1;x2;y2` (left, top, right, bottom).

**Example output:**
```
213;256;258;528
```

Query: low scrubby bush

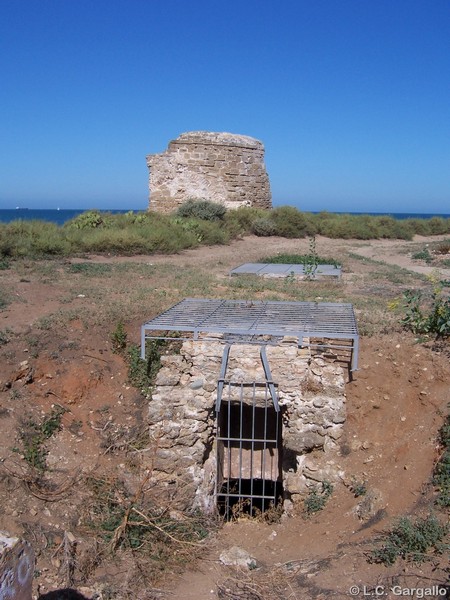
13;406;66;473
223;206;270;236
304;481;333;515
0;220;73;258
412;247;433;263
251;217;277;236
428;217;449;235
176;198;227;221
111;320;127;354
271;205;310;238
399;277;450;337
370;514;449;565
173;217;230;245
64;210;105;229
66;216;198;254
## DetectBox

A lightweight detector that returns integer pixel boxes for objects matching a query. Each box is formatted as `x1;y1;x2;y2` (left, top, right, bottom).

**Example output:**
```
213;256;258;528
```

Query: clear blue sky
1;0;449;213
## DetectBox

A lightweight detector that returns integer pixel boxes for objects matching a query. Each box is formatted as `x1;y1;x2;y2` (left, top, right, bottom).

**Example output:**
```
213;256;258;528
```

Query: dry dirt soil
0;234;449;600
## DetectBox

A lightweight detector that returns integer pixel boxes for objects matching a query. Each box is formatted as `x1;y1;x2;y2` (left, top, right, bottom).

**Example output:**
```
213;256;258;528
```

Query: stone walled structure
148;339;346;514
146;131;272;213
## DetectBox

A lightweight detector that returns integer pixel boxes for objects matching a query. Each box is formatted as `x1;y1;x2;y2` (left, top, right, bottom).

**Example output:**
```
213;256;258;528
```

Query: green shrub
14;406;66;472
66;217;196;255
251;217;277;236
126;344;152;392
223;206;269;237
173;217;230;245
314;214;363;239
349;478;367;498
176;199;227;221
404;218;430;236
428;217;448;235
64;210;105;229
404;217;450;237
126;340;167;393
127;339;181;394
412;248;433;263
370;514;449;565
111;320;127;354
311;213;416;240
261;235;341;271
304;481;333;515
374;216;411;239
121;210;151;225
0;220;72;258
271;206;309;238
399;278;450;337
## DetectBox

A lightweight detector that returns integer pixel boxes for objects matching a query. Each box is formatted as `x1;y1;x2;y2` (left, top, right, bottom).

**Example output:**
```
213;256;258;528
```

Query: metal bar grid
230;263;342;278
141;298;359;369
216;382;281;520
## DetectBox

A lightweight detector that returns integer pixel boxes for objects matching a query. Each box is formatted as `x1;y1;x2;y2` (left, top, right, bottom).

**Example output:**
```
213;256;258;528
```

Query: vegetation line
0;202;449;260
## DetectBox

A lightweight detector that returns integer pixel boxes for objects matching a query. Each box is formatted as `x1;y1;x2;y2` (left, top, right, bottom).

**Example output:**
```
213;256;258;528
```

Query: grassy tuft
14;406;66;473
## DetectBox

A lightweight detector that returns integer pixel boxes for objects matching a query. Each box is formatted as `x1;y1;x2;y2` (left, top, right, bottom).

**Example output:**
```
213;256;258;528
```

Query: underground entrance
216;383;283;519
142;298;356;517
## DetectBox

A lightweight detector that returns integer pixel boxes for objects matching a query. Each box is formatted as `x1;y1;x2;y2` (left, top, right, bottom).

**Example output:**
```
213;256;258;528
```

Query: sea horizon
0;207;449;226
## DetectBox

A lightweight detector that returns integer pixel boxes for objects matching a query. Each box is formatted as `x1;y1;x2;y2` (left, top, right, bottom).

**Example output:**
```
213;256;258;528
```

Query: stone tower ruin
146;131;272;213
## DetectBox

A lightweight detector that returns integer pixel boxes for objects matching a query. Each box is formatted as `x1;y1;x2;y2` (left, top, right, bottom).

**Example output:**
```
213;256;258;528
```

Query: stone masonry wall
147;338;346;514
146;131;272;213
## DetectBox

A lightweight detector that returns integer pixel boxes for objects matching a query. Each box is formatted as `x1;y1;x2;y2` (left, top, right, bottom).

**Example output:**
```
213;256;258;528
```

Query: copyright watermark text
349;585;447;598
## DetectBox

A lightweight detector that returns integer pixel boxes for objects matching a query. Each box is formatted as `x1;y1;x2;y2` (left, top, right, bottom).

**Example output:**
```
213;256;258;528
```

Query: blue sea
0;208;449;226
0;209;136;225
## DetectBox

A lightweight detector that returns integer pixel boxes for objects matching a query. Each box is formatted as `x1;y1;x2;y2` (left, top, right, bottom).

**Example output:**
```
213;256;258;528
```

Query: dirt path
75;233;450;278
346;234;450;278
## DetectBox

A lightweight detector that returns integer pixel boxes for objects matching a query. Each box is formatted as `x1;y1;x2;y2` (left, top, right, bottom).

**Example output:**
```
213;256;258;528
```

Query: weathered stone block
285;430;325;453
154;367;180;386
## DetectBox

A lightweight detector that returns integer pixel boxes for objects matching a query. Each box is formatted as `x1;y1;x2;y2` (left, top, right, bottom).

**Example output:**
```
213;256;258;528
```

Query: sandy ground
0;233;449;600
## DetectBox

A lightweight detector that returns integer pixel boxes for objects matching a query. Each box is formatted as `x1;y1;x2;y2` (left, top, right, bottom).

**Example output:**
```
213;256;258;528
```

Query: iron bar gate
216;381;282;519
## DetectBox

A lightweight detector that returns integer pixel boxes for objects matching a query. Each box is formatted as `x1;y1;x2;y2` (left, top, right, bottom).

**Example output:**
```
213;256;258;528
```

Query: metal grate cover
230;262;341;278
141;298;359;370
